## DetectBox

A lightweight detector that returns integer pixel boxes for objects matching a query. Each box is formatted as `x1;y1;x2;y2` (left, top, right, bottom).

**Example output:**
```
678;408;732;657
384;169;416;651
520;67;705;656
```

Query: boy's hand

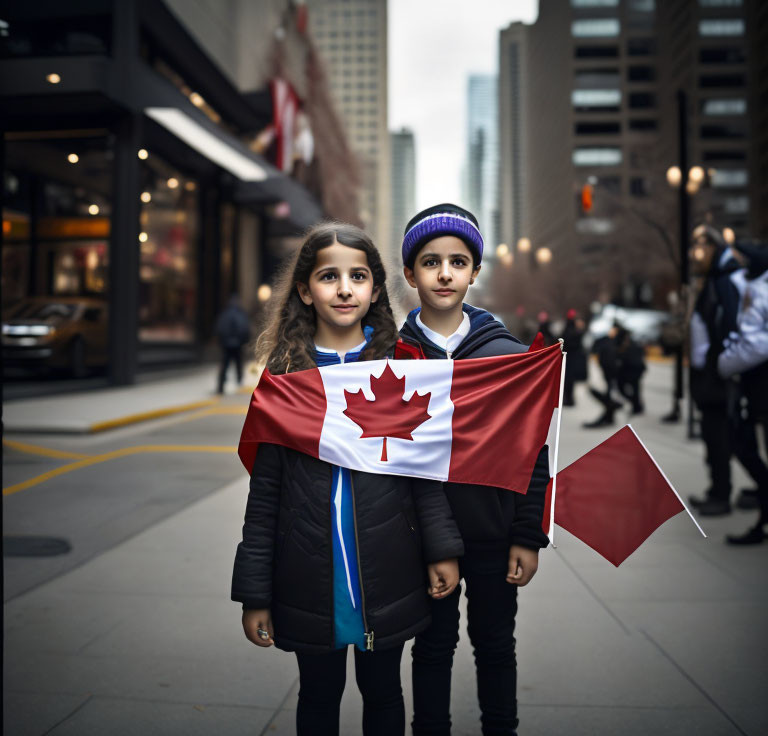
506;545;539;586
242;608;274;647
427;558;459;599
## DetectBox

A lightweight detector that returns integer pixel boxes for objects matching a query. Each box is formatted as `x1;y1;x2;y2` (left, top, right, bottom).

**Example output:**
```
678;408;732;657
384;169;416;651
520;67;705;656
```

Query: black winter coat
231;444;464;653
399;305;551;555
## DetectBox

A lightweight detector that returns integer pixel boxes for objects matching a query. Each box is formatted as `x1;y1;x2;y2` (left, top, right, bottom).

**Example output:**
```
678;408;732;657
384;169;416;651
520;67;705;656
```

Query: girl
231;222;463;736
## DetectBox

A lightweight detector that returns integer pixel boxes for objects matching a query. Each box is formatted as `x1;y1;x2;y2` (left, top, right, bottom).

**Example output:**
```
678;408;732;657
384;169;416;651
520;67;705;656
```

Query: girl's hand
427;558;459;599
506;545;539;586
242;608;274;647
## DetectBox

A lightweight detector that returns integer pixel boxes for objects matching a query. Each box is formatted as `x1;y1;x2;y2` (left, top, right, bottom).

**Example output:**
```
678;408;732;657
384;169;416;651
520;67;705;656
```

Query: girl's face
296;242;380;334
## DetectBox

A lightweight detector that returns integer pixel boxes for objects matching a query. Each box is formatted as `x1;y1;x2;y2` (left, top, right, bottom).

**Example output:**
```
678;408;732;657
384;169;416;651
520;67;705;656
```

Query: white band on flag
548;349;567;544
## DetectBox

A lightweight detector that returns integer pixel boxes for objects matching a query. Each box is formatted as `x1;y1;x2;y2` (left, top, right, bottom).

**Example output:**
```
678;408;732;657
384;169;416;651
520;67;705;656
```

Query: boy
399;203;550;736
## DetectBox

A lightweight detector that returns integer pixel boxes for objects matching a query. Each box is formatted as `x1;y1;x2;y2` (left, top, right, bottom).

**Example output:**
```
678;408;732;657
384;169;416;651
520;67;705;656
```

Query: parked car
2;297;108;377
587;304;671;347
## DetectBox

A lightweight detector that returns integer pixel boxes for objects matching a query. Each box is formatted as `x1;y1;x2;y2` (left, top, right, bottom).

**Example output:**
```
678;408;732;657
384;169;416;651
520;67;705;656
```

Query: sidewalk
4;362;768;735
2;365;257;434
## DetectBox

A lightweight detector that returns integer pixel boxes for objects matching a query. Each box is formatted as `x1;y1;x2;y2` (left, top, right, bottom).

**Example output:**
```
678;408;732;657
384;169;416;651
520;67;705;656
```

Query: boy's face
403;236;480;313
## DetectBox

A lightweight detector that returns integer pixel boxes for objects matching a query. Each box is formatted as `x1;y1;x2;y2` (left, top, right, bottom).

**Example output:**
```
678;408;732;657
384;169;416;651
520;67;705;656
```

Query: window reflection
137;155;198;344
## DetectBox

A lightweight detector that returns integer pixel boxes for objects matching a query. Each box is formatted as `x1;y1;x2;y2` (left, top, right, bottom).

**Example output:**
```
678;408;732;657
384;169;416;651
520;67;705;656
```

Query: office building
390;128;416;259
306;0;391;251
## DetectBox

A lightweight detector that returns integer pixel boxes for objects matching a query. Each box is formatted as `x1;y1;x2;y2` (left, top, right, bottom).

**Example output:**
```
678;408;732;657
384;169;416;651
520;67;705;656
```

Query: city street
3;359;767;735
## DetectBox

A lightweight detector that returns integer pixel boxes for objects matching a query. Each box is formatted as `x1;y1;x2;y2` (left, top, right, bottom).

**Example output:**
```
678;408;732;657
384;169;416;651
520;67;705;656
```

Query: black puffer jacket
231;444;464;653
400;304;551;554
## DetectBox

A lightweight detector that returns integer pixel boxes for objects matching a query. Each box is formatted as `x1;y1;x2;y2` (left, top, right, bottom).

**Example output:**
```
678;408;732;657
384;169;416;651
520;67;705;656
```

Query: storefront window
138;155;199;344
2;135;111;311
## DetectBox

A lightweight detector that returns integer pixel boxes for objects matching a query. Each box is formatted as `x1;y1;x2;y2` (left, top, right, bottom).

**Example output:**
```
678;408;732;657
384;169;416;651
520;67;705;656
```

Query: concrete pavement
3;360;768;735
2;364;258;434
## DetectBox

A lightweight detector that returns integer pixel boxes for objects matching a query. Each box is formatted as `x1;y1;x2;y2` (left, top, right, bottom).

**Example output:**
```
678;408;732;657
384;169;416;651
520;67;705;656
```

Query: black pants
412;552;519;736
218;345;243;393
699;403;732;501
296;644;405;736
617;375;643;412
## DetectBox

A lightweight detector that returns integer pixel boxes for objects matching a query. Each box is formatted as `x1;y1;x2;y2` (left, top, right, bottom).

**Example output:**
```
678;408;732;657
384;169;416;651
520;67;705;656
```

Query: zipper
328;468;335;650
349;472;374;650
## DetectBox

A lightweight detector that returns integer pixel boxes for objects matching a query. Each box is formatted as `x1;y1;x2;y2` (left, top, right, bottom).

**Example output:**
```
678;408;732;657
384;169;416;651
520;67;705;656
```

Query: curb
5;398;221;435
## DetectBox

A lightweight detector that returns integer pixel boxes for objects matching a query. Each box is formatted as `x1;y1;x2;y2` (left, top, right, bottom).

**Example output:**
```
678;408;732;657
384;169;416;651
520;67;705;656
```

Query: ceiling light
137;149;149;160
167;177;179;189
88;204;100;215
46;73;61;84
67;153;79;164
141;192;152;203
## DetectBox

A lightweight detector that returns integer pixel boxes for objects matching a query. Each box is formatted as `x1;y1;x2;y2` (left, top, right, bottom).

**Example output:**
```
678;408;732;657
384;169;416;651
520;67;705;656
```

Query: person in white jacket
718;241;768;545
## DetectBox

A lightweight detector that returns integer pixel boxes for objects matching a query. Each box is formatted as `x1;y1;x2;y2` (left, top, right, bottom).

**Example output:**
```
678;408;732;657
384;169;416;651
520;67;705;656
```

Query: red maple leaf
343;362;431;462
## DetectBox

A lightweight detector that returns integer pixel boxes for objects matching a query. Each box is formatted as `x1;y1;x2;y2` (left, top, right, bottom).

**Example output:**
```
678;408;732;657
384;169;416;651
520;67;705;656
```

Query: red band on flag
448;344;562;493
238;367;327;474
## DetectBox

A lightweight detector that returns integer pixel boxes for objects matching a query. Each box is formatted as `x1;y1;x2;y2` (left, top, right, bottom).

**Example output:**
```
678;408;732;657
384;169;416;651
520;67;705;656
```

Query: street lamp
666;166;682;188
496;243;513;267
517;237;531;253
535;247;552;264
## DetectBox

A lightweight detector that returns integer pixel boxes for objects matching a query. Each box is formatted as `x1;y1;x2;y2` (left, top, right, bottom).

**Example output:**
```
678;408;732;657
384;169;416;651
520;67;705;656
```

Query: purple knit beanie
402;203;484;268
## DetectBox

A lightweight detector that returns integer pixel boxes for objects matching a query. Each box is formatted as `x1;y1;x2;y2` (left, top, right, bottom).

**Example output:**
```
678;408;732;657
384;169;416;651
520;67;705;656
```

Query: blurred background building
499;23;530;255
464;74;500;251
306;0;391;255
497;0;766;320
390;127;416;262
1;0;368;386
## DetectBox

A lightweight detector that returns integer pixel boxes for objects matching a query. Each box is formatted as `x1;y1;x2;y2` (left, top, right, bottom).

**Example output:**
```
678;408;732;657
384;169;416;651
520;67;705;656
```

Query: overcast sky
389;0;539;211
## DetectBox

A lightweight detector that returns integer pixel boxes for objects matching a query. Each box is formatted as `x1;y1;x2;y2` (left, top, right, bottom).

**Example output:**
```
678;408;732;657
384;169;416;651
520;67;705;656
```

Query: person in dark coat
399;203;550;736
614;325;646;414
583;327;622;428
718;239;768;543
232;223;463;736
687;225;768;517
560;309;587;406
215;294;251;394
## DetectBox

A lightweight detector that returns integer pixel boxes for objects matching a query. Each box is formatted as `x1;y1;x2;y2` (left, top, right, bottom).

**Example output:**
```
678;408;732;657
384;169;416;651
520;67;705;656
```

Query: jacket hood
401;304;522;359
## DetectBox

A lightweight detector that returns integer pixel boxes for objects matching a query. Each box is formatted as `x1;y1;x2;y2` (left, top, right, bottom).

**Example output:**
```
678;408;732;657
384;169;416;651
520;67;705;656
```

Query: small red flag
544;426;701;566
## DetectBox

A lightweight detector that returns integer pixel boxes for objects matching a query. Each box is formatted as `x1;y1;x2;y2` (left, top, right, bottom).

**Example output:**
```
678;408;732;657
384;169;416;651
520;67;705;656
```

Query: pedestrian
215;294;251;394
718;239;768;544
398;203;550;736
231;222;464;736
536;310;557;347
687;225;768;516
582;325;622;428
560;309;587;407
614;324;646;415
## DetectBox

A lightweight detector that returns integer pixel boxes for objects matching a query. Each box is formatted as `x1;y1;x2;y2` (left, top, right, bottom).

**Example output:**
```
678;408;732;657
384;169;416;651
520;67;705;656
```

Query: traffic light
581;183;593;214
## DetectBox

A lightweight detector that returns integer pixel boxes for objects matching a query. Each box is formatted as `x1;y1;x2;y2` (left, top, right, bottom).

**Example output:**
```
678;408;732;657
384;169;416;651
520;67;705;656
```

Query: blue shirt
314;326;373;650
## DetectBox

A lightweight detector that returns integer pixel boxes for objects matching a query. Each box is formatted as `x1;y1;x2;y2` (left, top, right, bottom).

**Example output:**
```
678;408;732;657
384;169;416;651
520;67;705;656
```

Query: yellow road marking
2;439;90;460
88;398;220;432
3;445;236;496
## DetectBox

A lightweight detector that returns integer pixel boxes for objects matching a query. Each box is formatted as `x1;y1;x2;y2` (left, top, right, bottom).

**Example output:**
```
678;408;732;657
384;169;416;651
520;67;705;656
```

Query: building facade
498;23;530;253
499;0;766;316
465;74;500;251
305;0;391;252
390;128;416;261
1;0;324;384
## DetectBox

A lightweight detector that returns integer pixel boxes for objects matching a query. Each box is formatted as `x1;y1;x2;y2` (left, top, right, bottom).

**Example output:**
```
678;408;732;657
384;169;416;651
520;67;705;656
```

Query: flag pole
627;424;707;538
548;343;567;546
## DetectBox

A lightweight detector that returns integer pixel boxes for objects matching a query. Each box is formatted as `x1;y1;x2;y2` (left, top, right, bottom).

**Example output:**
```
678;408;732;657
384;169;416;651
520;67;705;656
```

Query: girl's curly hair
255;221;399;374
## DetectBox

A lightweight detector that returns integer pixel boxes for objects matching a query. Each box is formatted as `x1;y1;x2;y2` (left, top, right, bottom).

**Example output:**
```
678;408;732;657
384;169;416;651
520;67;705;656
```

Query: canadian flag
239;344;563;494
